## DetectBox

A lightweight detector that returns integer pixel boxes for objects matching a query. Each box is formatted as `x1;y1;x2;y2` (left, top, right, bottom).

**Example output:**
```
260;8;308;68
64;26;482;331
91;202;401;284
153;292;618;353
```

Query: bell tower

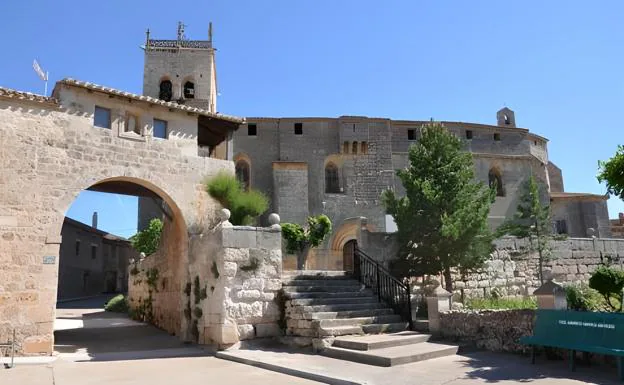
142;22;217;112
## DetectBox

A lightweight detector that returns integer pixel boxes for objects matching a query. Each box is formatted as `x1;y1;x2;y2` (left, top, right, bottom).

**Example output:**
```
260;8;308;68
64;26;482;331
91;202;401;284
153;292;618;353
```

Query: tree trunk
443;267;453;293
296;246;310;270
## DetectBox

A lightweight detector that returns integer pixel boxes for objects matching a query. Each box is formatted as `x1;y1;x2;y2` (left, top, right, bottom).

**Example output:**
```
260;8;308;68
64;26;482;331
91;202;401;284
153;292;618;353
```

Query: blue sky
2;1;623;236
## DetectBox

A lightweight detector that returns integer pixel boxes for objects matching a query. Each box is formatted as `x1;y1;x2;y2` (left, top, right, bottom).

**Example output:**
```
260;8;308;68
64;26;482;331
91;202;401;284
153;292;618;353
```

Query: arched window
488;169;504;197
159;80;173;102
235;160;250;191
352;142;358;155
183;81;195;99
325;163;340;193
504;114;510;125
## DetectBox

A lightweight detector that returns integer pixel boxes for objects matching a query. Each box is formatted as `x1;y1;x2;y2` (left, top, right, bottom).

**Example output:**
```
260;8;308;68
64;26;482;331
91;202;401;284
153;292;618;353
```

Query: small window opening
294;123;303;135
504;114;510;125
352;141;358;154
91;245;97;259
159;80;173;102
493;133;501;141
94;106;111;129
183;81;195;99
555;220;568;235
75;240;80;256
466;130;473;140
408;129;416;140
248;124;257;136
325;163;340;193
361;142;368;154
343;141;350;154
153;119;168;139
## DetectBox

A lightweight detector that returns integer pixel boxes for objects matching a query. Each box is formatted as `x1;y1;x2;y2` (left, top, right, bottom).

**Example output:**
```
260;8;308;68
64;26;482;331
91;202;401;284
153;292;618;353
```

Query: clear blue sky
2;1;623;237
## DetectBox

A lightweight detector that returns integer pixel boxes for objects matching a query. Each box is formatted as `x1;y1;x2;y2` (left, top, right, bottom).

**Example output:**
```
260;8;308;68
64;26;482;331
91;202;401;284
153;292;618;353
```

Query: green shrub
129;218;163;255
205;172;269;225
589;266;624;311
104;294;128;313
465;296;537;310
565;284;605;312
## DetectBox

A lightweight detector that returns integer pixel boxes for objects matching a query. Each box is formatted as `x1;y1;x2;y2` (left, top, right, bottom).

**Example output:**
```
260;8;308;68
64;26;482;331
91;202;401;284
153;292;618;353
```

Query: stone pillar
426;285;452;334
534;279;567;310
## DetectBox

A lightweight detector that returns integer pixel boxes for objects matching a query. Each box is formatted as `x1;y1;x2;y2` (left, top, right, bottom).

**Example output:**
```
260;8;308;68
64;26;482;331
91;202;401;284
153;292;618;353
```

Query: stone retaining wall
438;309;535;353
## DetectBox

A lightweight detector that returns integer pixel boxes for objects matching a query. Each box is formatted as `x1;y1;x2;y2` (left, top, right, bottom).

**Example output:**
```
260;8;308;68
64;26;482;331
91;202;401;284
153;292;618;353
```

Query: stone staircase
283;271;409;342
282;270;459;366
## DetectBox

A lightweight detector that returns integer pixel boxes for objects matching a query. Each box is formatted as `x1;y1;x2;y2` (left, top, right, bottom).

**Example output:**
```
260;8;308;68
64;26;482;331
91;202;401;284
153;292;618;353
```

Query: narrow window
352;141;358;155
235;160;250;191
247;124;257;136
75;240;81;256
488;169;504;197
183;81;195;99
94;106;111;129
153;119;168;139
294;123;303;135
493;133;501;141
504;114;510;125
159;80;173;102
91;245;97;259
408;129;415;140
361;141;368;154
343;141;349;154
466;130;473;140
325;163;340;193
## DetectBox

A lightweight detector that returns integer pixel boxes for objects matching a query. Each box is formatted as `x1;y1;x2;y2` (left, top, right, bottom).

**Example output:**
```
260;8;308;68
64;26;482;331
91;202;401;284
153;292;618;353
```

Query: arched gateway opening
53;176;189;357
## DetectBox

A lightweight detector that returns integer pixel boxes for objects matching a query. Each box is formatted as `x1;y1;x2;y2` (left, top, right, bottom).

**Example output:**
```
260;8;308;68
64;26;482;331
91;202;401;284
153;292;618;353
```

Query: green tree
382;123;495;292
589;266;624;312
598;145;624;199
206;172;269;225
282;215;332;270
496;175;553;284
130;218;163;255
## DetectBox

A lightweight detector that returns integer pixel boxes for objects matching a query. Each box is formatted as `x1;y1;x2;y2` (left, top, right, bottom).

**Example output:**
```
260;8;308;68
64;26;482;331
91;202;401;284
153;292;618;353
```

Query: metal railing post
406;284;413;330
376;264;381;301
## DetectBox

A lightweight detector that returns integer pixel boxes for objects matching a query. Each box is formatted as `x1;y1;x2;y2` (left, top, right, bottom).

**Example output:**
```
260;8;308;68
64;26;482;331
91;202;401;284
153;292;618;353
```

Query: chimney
92;211;98;229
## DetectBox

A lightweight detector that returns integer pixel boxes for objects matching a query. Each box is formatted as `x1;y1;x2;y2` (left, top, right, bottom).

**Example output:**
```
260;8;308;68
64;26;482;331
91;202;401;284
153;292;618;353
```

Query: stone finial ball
220;208;231;221
268;213;281;225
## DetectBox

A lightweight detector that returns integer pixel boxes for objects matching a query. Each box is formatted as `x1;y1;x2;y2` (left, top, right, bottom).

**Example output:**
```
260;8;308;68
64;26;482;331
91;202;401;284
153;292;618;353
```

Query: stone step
305;308;395;320
297;302;388;313
282;279;362;287
281;271;350;281
283;285;365;293
285;291;374;300
321;341;459;367
332;331;430;351
288;297;380;306
361;322;409;334
318;325;364;337
318;315;403;328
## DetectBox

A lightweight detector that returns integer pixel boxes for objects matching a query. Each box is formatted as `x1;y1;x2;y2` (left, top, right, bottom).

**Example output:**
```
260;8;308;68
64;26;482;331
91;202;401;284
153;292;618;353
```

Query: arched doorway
53;176;189;358
343;240;357;272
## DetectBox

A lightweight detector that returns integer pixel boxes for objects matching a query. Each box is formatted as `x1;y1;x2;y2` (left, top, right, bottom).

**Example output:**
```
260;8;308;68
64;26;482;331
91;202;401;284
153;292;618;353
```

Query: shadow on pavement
54;296;214;362
458;351;621;385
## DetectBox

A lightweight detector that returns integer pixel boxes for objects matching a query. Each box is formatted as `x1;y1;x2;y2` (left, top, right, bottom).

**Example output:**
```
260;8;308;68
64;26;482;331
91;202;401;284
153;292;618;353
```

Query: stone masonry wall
438;309;535;353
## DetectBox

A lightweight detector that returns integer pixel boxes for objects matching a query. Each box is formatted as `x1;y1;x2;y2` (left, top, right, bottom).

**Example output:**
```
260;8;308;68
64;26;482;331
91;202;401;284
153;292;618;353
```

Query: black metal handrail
353;246;413;329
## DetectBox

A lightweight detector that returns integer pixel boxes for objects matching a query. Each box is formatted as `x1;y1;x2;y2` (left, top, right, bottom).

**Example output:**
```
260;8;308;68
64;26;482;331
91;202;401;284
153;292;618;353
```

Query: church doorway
343;240;357;272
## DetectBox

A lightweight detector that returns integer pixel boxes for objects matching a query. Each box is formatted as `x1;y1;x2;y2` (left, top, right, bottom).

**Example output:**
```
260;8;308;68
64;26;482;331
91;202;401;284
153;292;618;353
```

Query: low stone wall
438;309;535;353
129;214;284;348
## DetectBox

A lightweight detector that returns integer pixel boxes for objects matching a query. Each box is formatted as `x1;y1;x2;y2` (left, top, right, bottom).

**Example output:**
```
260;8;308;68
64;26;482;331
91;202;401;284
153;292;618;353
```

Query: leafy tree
206;172;269;225
496;175;553;284
382;122;495;292
589;266;624;311
282;215;332;270
130;218;163;256
598;145;624;199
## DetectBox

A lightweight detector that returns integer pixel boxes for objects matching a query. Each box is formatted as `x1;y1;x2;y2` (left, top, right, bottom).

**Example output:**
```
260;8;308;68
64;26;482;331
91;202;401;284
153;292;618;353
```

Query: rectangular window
466;130;473;140
408;129;415;140
153;119;168;139
555;220;568;235
94;106;111;129
91;245;97;259
294;123;303;135
247;124;257;136
75;240;81;256
493;133;501;141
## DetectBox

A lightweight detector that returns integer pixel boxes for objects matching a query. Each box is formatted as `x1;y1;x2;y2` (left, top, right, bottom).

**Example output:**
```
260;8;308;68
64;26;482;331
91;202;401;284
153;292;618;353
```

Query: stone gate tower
142;22;217;112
